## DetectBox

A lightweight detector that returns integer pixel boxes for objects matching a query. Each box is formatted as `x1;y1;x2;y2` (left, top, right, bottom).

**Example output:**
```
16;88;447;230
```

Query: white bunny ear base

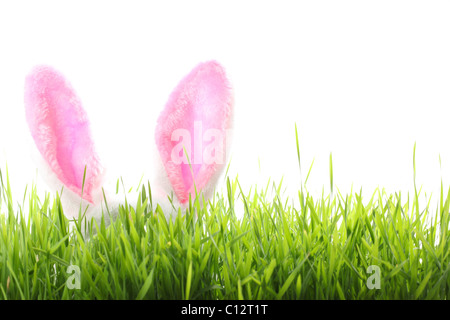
24;65;104;204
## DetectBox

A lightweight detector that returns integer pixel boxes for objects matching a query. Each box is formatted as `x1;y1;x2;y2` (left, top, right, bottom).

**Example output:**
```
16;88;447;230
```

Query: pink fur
24;65;103;204
155;60;234;204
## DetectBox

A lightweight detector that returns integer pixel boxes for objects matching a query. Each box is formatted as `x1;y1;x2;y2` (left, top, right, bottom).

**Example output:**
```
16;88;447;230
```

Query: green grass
0;138;449;300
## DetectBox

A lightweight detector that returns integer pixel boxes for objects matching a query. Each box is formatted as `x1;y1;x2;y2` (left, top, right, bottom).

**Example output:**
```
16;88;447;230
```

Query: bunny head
24;61;234;222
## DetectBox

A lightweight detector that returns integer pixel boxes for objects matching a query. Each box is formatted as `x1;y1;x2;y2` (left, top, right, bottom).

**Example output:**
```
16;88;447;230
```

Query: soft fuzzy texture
24;65;103;204
155;60;234;204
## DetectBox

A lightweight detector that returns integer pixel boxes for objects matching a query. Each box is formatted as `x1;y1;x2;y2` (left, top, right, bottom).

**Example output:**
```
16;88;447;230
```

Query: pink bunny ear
24;65;104;204
155;60;234;204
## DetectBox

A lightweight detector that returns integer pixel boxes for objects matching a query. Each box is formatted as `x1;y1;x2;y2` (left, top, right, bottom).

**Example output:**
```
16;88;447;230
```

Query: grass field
0;138;449;300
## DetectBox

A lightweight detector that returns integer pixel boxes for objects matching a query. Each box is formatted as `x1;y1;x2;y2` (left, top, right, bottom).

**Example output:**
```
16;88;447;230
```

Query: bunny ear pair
25;61;234;206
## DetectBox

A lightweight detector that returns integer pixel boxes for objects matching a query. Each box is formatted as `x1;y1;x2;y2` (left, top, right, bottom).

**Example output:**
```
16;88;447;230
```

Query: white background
1;1;450;208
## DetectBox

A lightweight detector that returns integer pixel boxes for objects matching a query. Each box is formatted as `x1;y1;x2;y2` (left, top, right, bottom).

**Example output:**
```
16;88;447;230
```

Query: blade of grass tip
329;153;334;197
413;142;417;192
295;274;302;299
183;146;198;202
439;154;443;216
0;168;3;206
227;177;235;215
295;123;303;190
81;165;87;202
76;166;88;231
264;259;277;284
5;164;14;215
22;185;28;209
147;181;153;212
136;173;144;192
413;142;420;218
102;188;111;216
120;177;126;195
224;156;233;182
237;181;251;221
304;158;315;186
